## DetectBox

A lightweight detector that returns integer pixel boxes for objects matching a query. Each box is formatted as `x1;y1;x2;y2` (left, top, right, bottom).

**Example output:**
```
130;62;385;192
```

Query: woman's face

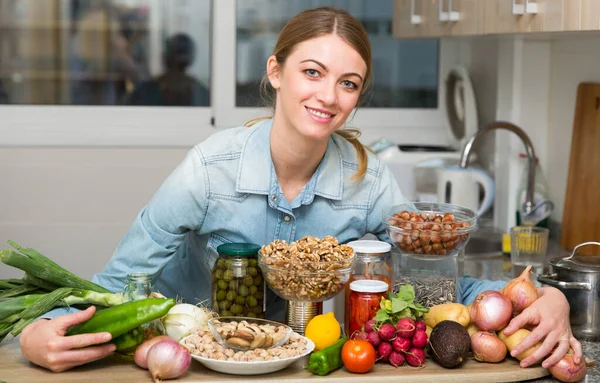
267;34;367;142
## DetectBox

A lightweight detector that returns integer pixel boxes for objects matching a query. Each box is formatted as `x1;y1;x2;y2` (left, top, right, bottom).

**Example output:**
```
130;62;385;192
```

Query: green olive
238;285;249;297
213;268;224;280
228;280;237;291
241;258;249;267
249;259;258;267
248;266;258;277
216;258;226;269
218;300;231;311
216;289;226;301
217;279;228;290
235;296;246;305
225;259;235;268
243;276;254;287
249;306;263;314
246;312;257;318
230;304;243;315
223;269;234;282
221;310;233;316
226;290;236;302
249;285;258;296
246;296;258;307
255;291;264;300
253;275;263;286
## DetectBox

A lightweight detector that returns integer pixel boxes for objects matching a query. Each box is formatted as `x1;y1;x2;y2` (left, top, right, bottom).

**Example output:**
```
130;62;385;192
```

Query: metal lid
350;280;389;293
550;242;600;273
347;240;391;254
217;243;261;257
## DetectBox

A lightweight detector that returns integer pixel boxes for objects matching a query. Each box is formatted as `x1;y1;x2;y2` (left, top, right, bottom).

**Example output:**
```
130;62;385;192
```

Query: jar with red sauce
347;280;388;336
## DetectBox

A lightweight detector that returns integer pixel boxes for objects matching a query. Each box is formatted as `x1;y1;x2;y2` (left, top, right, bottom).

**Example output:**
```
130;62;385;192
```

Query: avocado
429;320;471;368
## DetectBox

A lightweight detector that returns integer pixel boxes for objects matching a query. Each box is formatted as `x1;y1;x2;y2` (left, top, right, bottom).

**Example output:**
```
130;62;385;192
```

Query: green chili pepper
112;325;145;351
305;336;348;376
66;297;175;339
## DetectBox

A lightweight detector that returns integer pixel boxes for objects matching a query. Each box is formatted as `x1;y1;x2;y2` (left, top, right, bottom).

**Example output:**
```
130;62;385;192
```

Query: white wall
0;147;188;279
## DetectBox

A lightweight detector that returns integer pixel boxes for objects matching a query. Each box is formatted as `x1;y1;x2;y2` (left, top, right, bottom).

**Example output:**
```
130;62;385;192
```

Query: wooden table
0;336;554;383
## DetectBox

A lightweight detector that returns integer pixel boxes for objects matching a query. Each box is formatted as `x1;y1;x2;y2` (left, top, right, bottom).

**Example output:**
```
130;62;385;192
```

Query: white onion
166;303;213;326
162;313;200;341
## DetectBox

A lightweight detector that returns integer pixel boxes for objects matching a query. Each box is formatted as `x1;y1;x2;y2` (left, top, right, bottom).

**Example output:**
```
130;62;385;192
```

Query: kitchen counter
0;336;595;383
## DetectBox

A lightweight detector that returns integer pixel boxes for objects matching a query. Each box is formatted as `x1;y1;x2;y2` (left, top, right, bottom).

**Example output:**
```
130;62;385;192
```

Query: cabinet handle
512;0;538;15
439;0;460;22
410;0;422;25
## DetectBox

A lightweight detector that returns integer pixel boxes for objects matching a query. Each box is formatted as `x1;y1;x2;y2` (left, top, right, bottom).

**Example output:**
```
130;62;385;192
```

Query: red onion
471;331;507;363
147;339;191;382
470;290;513;331
134;336;173;369
502;265;538;315
549;352;587;383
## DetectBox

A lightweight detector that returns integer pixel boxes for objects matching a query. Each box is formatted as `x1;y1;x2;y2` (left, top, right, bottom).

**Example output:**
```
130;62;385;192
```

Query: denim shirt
45;119;504;319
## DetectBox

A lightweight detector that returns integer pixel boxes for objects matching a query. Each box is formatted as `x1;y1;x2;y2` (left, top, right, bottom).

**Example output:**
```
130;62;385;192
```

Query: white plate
181;335;315;376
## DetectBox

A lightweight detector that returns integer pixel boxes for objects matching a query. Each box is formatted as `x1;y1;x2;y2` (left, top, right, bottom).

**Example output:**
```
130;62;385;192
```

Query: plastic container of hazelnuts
384;202;477;308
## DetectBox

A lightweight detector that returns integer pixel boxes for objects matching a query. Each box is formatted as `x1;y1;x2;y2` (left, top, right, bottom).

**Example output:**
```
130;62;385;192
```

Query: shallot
470;290;513;331
549;351;587;383
470;331;507;363
147;339;191;383
134;335;173;369
502;265;538;315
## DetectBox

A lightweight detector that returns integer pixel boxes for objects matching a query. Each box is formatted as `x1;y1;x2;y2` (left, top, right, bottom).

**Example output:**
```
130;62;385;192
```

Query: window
1;0;457;146
235;1;438;109
0;0;211;106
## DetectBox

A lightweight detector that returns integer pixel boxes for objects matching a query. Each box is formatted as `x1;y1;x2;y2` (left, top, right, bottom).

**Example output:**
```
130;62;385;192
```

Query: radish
367;330;381;348
352;331;368;341
377;323;396;341
364;319;377;333
391;335;411;353
396;318;416;339
378;341;393;362
412;329;428;349
389;351;406;367
415;320;426;331
405;347;426;367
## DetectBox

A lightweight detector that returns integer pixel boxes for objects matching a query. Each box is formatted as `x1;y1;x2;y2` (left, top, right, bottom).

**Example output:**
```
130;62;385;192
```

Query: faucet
459;121;538;220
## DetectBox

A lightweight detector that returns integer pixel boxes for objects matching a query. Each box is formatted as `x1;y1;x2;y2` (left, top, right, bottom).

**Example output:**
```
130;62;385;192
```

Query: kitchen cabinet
393;0;600;39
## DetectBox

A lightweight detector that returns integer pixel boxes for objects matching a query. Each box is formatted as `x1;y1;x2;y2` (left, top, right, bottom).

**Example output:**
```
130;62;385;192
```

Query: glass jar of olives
212;243;266;318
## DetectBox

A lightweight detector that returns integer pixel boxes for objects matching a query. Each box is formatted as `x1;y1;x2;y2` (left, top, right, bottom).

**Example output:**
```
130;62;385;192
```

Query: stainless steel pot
538;242;600;341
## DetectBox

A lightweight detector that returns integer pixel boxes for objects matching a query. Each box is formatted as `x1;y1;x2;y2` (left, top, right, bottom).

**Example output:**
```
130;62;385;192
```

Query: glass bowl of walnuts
257;235;356;302
384;202;478;259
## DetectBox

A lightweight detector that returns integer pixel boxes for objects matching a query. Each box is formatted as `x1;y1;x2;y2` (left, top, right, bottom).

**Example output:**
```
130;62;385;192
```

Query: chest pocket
205;233;232;270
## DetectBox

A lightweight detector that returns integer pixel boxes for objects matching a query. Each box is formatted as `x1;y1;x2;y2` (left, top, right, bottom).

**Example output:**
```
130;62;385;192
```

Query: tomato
341;339;376;374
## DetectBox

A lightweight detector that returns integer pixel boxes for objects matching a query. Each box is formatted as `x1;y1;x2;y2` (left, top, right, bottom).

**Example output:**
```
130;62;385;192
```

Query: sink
463;229;509;281
465;236;503;257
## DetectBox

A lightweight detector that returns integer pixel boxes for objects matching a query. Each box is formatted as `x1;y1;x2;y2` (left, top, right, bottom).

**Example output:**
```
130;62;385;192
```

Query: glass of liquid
510;226;549;285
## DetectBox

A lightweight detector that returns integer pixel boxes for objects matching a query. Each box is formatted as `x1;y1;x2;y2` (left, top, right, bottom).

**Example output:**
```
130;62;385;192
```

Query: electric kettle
436;165;495;217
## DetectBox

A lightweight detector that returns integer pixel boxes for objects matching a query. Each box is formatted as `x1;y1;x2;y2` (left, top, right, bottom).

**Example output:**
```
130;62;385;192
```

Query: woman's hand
501;286;583;369
19;306;116;372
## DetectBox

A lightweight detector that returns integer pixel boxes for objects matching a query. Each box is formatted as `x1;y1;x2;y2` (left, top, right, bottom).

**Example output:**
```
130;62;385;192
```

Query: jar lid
347;240;391;254
217;243;261;257
350;280;389;293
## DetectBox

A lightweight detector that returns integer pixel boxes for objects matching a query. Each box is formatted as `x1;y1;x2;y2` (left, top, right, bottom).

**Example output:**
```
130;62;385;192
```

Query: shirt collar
236;118;343;201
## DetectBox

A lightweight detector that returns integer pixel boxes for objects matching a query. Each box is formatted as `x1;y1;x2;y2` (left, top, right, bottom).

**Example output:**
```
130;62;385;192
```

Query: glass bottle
344;240;392;336
347;280;388;336
123;272;152;301
211;243;266;318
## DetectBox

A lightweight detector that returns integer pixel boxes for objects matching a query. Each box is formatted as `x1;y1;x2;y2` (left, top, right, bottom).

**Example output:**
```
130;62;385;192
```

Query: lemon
304;312;341;351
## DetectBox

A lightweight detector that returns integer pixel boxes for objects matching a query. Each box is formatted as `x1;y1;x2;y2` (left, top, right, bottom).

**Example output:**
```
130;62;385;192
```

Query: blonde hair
246;7;373;182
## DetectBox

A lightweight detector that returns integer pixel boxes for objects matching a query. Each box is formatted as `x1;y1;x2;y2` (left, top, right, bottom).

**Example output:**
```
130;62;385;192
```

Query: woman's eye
304;69;319;77
342;80;358;90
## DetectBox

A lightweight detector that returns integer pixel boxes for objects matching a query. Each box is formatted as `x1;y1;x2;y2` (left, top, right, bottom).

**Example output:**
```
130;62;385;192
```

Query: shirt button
271;195;277;201
284;216;291;222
